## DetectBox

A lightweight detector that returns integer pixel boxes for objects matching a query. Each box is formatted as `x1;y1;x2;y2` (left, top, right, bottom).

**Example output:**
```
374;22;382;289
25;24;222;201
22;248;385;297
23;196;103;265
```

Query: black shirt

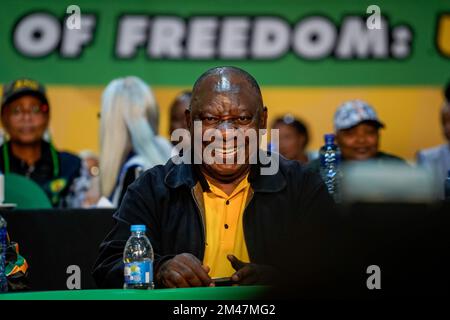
0;140;81;207
1;141;54;183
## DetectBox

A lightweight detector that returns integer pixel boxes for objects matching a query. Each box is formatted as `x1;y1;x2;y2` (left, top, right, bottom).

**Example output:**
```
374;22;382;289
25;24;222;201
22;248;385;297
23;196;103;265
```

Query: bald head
190;66;264;113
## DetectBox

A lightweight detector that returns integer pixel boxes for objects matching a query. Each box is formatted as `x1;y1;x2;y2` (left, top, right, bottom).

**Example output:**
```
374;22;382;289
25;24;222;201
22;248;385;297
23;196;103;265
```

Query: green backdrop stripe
0;0;449;86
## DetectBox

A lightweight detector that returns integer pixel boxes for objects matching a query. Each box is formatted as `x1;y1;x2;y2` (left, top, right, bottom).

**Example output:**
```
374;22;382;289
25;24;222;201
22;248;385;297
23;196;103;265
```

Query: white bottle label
124;261;152;284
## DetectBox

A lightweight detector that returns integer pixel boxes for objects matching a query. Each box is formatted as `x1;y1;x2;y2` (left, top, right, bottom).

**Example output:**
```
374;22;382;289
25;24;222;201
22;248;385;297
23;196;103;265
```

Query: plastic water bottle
0;214;8;293
123;225;154;289
319;134;342;202
445;170;450;202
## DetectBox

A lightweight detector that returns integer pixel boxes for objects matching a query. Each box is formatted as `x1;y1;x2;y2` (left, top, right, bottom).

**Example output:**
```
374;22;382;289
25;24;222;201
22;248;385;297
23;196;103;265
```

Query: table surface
0;286;267;300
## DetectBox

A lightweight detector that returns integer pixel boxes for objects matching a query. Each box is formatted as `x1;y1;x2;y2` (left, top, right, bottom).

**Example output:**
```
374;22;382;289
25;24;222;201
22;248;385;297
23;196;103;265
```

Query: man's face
272;123;307;160
188;74;267;182
442;107;450;142
336;122;380;161
1;95;49;145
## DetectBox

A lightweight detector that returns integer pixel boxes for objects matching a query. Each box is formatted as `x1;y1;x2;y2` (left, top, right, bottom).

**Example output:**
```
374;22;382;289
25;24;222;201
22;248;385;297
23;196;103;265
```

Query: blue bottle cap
324;134;335;144
130;225;146;232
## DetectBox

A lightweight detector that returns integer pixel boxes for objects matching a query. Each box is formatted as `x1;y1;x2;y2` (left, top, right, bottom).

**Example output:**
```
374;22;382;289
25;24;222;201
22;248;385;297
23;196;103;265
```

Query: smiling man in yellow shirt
156;66;275;287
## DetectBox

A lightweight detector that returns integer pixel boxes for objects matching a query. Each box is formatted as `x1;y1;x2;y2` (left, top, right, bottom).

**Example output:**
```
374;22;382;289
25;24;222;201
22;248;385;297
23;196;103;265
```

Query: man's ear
260;106;268;129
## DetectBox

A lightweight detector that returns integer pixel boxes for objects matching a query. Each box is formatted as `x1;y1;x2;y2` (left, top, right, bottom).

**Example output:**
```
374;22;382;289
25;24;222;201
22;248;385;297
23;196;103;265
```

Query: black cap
1;78;49;111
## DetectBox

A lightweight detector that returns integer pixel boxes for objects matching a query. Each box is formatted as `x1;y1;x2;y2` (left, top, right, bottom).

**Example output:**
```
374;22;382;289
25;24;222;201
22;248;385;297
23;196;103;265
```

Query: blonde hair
99;76;168;197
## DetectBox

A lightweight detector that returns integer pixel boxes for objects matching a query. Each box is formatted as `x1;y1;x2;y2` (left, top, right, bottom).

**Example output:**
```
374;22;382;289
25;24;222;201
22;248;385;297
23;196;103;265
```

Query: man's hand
227;255;275;285
156;253;214;288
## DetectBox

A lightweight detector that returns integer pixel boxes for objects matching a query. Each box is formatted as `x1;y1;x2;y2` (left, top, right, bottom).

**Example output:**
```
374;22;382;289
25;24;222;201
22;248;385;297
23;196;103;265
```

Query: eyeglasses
7;104;49;118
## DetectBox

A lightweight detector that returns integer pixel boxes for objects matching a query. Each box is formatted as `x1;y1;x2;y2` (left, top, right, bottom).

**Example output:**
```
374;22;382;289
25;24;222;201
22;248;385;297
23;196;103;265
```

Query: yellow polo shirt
202;175;251;278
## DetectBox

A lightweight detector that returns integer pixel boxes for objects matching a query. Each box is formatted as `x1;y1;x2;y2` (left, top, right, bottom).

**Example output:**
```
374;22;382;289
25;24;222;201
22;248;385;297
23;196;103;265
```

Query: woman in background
99;76;172;207
0;78;81;207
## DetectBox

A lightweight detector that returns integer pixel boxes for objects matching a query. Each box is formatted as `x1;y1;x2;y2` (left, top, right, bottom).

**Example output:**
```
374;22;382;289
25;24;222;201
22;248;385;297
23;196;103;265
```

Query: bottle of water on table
319;134;342;203
0;214;8;293
123;225;154;289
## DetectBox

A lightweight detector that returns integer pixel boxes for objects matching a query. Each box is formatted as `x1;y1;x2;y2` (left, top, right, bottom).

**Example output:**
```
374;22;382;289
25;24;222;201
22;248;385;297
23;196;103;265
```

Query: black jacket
92;156;334;288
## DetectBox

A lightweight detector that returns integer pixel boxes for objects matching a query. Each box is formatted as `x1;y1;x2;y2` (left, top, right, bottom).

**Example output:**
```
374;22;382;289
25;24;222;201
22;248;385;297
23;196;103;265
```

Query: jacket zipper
242;188;255;262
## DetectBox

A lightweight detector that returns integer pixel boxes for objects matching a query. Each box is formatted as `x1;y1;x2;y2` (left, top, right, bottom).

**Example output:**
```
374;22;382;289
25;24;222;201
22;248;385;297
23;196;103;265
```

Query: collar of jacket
164;153;286;193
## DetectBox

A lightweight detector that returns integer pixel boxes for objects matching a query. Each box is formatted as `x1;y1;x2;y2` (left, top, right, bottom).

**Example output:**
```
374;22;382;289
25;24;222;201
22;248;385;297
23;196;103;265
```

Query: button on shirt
202;174;251;278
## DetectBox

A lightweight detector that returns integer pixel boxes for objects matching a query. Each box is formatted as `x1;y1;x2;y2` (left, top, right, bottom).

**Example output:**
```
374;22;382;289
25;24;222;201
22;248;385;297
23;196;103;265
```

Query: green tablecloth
0;286;267;300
